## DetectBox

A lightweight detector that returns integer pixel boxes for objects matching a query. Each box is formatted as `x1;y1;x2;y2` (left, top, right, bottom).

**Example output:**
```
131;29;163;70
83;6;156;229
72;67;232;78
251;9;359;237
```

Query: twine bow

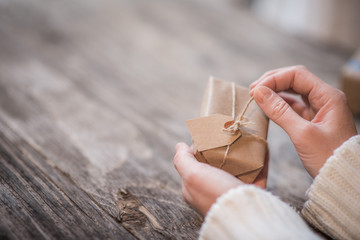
223;96;254;135
219;83;266;169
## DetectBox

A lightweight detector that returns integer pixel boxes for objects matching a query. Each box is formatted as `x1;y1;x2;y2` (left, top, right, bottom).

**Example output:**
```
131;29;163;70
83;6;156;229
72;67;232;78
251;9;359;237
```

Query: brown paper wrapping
186;78;269;183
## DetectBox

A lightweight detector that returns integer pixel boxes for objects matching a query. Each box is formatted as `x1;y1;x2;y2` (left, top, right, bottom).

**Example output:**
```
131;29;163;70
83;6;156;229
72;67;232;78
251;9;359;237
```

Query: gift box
342;47;360;116
186;77;269;183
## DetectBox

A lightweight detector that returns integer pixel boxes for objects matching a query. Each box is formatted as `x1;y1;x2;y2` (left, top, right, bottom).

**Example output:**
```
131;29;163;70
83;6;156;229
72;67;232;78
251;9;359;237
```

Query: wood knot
116;188;164;231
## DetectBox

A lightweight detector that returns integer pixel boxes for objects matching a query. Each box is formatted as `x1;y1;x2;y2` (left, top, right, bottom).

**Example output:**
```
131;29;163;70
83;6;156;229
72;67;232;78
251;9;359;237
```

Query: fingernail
255;87;272;104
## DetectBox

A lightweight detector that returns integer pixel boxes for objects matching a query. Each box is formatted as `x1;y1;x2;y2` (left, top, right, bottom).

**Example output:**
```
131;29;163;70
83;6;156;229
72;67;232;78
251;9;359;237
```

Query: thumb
253;86;307;135
174;143;200;177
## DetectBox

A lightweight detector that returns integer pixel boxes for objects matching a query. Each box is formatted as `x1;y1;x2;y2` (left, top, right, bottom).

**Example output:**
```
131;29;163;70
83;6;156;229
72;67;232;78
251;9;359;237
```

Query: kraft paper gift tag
186;77;269;183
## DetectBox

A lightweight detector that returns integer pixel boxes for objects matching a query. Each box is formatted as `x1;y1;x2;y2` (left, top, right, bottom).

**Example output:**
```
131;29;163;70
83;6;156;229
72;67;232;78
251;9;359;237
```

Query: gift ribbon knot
219;82;266;169
222;99;254;135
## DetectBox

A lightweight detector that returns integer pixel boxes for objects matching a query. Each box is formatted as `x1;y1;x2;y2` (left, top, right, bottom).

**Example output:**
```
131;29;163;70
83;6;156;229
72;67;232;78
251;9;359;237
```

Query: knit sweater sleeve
199;185;320;240
301;135;360;240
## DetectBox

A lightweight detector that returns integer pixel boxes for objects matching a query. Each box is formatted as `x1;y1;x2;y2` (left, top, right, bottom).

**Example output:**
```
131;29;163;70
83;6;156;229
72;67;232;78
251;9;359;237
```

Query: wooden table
0;0;356;239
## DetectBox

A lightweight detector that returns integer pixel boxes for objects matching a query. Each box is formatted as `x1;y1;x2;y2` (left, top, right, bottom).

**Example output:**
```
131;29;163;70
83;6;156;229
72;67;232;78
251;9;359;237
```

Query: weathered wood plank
0;119;134;240
0;79;201;239
0;0;357;239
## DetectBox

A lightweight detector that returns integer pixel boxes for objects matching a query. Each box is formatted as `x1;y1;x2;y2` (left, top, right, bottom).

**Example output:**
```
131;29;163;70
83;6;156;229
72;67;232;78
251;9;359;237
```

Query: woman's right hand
250;66;357;178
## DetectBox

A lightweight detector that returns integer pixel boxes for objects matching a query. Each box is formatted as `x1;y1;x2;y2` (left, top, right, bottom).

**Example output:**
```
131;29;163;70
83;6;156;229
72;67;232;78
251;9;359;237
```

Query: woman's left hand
173;142;269;216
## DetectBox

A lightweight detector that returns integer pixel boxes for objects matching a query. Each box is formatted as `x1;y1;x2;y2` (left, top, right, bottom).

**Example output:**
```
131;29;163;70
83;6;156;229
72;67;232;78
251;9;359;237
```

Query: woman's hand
173;143;269;216
250;65;357;178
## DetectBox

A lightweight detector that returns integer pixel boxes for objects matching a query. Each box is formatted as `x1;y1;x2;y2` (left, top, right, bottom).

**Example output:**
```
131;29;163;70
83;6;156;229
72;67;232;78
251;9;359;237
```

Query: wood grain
0;118;134;239
0;0;356;239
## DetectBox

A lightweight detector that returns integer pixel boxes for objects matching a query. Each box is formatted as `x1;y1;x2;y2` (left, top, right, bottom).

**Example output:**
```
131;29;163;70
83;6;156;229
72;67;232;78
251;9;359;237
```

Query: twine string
219;84;267;169
223;96;254;135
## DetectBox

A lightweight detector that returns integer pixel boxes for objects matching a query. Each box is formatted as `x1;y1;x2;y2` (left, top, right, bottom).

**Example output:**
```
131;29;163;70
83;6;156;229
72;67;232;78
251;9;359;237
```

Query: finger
250;66;315;96
253;86;309;134
259;66;314;94
174;142;200;177
279;92;316;120
251;66;335;111
278;92;311;120
175;142;193;154
250;66;291;89
252;87;298;97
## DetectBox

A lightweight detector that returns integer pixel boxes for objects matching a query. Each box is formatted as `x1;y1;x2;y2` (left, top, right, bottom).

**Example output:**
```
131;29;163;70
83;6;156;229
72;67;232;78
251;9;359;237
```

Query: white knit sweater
199;135;360;240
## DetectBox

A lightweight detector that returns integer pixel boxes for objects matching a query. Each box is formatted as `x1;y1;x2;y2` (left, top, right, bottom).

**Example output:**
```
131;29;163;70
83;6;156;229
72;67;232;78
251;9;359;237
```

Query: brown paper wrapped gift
186;77;269;183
